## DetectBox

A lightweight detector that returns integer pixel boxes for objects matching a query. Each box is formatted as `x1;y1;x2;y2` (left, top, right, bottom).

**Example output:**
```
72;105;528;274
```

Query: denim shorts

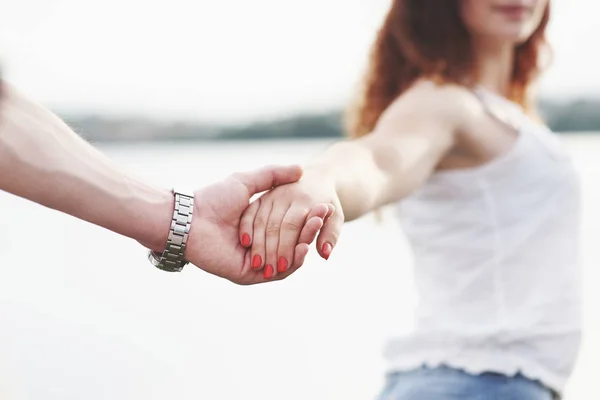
376;366;556;400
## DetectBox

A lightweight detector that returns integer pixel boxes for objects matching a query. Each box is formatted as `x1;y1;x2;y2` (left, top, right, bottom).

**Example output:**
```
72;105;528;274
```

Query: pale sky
1;0;598;123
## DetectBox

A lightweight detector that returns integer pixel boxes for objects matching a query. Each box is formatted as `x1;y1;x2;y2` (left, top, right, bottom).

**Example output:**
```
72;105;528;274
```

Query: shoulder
376;80;484;133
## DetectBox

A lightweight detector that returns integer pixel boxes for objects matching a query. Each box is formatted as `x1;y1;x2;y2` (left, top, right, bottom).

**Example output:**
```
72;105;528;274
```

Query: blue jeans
376;366;556;400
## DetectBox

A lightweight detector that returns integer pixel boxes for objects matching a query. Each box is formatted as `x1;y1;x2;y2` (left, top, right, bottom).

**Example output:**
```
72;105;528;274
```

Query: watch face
147;250;161;267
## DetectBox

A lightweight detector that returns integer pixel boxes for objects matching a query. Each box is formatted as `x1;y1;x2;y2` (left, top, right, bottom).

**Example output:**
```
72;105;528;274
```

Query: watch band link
147;190;194;272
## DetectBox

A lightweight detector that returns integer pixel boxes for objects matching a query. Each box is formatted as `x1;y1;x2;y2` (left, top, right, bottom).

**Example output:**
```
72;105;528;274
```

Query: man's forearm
0;82;172;251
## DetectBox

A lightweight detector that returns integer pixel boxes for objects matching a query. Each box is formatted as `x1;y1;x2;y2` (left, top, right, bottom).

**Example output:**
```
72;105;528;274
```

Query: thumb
231;164;303;197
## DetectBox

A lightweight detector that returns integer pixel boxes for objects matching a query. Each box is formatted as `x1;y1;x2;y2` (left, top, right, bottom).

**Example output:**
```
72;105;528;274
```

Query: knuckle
282;219;302;232
329;230;340;242
254;215;268;227
299;206;313;217
322;229;340;245
261;164;276;173
229;172;246;185
266;223;281;236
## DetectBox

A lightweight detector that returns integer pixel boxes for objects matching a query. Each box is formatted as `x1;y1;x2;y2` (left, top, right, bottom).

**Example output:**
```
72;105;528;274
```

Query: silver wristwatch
147;190;194;272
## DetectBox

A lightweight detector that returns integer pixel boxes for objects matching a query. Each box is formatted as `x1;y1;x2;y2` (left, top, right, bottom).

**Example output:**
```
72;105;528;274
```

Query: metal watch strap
147;190;194;272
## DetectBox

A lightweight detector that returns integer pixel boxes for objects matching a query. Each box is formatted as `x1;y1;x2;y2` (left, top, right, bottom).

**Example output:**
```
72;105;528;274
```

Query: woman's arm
305;82;472;221
239;82;478;276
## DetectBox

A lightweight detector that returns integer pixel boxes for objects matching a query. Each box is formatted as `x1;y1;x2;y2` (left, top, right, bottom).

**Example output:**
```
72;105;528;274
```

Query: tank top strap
471;86;526;134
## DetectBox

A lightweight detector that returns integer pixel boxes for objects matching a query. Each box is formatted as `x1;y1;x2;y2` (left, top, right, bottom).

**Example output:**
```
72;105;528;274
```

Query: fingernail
264;264;274;279
322;242;333;260
252;255;262;269
277;257;288;273
241;234;251;247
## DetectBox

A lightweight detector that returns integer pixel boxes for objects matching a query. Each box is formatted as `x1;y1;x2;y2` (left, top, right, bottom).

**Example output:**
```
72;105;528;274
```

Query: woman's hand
238;170;344;280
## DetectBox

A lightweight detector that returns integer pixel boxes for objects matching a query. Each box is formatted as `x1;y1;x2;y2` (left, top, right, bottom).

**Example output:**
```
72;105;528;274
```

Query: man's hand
184;165;332;285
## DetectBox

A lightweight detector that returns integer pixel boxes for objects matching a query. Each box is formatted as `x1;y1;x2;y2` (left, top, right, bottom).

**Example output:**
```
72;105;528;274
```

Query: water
0;136;598;399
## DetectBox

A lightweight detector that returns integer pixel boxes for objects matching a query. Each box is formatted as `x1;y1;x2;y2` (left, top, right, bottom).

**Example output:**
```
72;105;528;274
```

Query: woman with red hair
241;0;579;398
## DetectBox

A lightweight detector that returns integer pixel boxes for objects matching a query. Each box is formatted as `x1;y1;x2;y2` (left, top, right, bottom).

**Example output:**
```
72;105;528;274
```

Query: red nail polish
241;234;251;247
252;255;262;269
277;257;288;273
322;242;333;260
264;264;274;279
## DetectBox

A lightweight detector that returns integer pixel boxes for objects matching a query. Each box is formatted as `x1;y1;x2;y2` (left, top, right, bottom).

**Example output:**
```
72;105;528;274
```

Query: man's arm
0;81;173;252
0;81;329;284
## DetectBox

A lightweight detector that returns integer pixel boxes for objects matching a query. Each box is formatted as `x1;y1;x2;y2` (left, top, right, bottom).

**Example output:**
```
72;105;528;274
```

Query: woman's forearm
304;126;454;222
0;82;172;252
304;139;390;221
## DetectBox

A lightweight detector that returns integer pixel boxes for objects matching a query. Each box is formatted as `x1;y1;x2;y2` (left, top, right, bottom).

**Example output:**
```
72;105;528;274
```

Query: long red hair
347;0;551;138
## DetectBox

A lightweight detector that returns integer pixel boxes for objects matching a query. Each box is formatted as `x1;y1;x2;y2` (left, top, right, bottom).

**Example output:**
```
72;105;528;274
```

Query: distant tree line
62;97;600;142
539;99;600;132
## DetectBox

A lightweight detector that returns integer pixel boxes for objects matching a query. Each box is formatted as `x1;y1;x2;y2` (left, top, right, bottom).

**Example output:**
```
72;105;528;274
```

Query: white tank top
384;88;582;394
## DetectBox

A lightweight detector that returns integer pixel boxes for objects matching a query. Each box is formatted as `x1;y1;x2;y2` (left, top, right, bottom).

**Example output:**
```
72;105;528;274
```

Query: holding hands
182;165;337;285
238;168;345;281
